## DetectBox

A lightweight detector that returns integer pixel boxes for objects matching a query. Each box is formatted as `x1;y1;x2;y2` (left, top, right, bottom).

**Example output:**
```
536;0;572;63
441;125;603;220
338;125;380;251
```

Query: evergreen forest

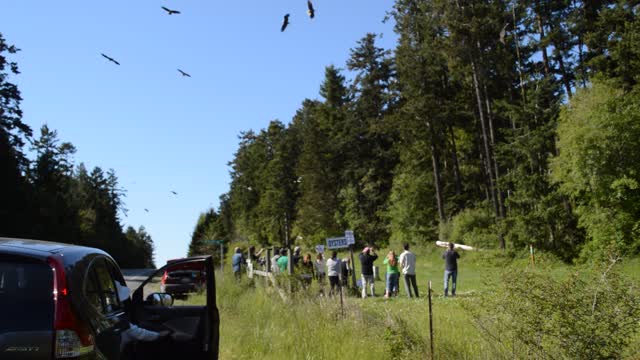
189;0;640;263
0;34;155;268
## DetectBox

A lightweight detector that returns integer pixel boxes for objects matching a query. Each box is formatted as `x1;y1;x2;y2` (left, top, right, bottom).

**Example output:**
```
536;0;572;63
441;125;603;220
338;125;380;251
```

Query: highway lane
122;268;156;291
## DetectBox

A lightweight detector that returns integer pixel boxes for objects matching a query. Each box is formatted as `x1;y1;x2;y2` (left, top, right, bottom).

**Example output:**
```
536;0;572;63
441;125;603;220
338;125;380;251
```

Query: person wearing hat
358;246;378;298
232;247;245;281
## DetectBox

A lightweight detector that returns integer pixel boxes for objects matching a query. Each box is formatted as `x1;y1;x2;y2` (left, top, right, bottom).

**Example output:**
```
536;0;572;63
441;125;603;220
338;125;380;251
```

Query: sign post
326;231;358;292
345;230;357;291
428;280;434;359
326;236;348;249
203;239;225;277
344;230;355;245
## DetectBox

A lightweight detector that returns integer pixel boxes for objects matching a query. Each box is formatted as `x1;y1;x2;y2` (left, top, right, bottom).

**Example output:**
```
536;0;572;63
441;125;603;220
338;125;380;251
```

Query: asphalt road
122;268;156;291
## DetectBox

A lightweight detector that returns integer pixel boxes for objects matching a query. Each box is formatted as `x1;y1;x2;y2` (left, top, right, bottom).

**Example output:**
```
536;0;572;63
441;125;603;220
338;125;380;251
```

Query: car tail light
47;255;95;359
160;270;168;292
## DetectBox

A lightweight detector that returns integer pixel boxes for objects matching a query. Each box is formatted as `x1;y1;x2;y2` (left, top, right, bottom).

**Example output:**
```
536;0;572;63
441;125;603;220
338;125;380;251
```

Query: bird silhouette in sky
281;14;290;32
171;191;178;195
144;208;149;213
178;69;191;77
307;1;315;19
101;53;120;65
161;6;181;15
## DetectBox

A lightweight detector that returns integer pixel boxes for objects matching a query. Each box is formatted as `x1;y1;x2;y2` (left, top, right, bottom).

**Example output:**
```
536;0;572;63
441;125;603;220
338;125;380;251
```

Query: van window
84;267;103;312
0;258;53;331
85;258;123;314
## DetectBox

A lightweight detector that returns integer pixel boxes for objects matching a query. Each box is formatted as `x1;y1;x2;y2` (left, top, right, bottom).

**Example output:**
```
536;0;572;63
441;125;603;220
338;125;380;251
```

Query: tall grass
212;247;640;359
217;279;390;359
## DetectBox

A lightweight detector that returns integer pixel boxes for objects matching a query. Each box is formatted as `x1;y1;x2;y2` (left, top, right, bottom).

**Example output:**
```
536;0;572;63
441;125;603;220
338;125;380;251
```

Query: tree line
190;0;640;262
0;34;155;268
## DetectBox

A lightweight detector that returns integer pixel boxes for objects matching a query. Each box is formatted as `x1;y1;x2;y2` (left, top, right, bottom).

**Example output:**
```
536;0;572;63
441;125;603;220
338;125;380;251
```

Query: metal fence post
530;244;536;267
349;245;357;292
428;280;434;360
266;248;271;287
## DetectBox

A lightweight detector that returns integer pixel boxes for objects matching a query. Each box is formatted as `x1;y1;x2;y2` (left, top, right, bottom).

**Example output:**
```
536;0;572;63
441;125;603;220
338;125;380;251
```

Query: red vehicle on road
160;259;207;299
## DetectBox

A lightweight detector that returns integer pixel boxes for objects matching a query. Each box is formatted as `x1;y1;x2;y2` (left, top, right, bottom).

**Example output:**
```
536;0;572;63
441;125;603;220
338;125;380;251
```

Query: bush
383;313;427;359
552;81;640;259
447;206;497;249
467;257;640;359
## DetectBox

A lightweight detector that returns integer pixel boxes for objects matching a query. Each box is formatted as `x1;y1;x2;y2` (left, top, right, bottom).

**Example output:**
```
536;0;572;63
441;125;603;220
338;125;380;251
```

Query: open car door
130;255;219;359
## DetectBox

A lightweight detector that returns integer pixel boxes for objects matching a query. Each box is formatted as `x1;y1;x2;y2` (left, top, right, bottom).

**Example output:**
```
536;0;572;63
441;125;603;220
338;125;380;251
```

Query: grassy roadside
211;246;640;359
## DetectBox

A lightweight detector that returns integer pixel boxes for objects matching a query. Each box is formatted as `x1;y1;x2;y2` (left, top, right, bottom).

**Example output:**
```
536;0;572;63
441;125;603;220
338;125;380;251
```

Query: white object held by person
436;241;475;251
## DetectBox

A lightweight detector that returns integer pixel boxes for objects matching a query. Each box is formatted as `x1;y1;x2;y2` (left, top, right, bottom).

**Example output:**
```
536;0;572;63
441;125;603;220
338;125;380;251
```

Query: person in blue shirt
232;247;245;281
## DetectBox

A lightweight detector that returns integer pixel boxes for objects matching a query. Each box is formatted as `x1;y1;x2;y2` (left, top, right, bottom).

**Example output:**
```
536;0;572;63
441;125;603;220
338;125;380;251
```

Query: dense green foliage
552;81;640;259
0;33;154;267
468;258;640;359
192;0;640;263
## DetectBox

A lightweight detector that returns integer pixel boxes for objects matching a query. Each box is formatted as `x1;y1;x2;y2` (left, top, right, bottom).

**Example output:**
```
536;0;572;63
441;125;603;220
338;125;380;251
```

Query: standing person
340;257;351;288
270;247;281;274
292;246;302;268
314;253;326;294
300;253;315;288
383;250;400;298
249;246;265;263
277;248;289;274
326;251;341;296
250;246;266;269
231;247;245;281
442;242;461;297
399;243;419;298
358;247;378;298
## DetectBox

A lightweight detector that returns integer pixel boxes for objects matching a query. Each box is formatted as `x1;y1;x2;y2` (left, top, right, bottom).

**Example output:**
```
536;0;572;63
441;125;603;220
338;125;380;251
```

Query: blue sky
2;0;397;266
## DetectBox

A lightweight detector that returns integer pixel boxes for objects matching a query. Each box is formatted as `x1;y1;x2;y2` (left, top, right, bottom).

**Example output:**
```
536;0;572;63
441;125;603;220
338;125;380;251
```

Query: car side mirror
146;292;174;307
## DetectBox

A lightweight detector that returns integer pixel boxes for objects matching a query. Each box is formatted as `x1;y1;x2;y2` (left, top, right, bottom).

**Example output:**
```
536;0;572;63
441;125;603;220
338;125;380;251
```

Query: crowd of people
233;242;462;298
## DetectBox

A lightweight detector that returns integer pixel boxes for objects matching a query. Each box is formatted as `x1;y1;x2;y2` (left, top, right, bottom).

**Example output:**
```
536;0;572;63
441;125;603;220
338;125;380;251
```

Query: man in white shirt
398;243;419;298
270;247;281;274
326;251;342;296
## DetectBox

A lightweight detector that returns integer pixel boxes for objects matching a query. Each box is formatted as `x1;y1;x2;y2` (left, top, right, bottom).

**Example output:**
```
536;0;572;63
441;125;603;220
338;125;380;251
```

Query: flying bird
499;22;509;44
307;1;315;19
161;6;181;15
281;14;290;32
177;69;191;77
171;191;178;195
101;53;120;65
144;208;149;213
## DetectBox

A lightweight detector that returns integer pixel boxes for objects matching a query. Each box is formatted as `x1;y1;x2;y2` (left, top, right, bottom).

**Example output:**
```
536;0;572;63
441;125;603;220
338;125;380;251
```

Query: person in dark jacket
291;246;302;268
442;242;461;296
339;257;351;288
359;247;378;298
